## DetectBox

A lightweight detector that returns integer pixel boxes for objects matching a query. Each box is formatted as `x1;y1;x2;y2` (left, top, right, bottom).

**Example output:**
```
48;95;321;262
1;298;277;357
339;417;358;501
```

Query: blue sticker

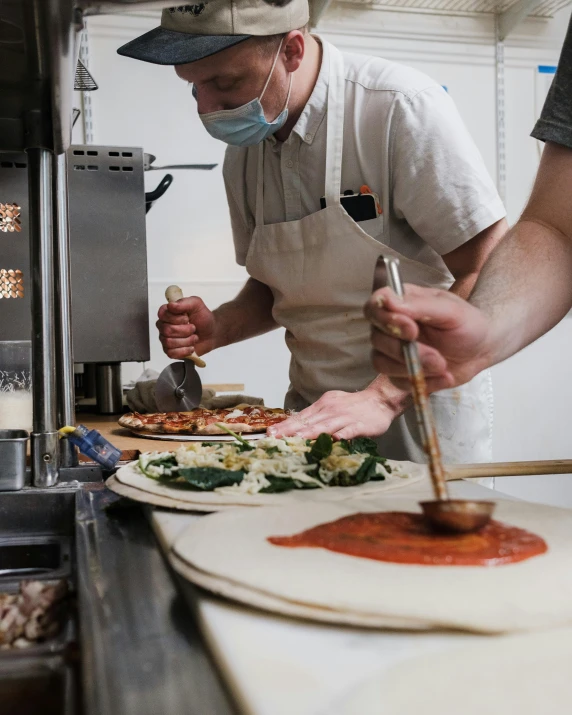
538;65;557;74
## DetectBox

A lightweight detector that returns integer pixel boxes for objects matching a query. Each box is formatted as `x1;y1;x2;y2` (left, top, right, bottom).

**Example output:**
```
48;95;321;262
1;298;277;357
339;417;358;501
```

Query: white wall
84;6;572;504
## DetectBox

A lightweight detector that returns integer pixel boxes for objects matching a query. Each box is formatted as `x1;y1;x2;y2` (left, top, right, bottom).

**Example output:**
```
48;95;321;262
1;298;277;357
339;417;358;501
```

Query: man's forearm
212;278;278;349
449;272;480;300
470;218;572;365
365;373;413;419
445;218;509;301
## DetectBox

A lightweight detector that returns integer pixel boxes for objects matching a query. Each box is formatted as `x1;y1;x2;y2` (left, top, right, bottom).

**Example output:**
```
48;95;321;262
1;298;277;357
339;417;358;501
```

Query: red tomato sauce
268;512;548;566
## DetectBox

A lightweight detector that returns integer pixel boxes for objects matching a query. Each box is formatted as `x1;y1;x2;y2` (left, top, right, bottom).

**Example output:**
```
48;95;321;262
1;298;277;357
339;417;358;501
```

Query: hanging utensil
374;256;495;534
145;174;174;213
143;153;217;172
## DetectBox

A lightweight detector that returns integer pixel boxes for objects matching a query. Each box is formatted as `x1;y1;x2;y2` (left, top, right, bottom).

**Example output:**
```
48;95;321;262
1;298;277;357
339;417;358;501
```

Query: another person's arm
366;142;572;392
366;16;572;392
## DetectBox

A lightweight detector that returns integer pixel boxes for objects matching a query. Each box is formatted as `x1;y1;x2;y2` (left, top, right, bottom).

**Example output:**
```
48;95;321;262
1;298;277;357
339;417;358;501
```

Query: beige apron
245;42;493;465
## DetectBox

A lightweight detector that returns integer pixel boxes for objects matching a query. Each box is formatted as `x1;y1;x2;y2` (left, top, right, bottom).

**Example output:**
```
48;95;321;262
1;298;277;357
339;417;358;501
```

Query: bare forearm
449;272;480;300
445;218;509;301
470;218;572;365
365;373;413;418
213;278;278;349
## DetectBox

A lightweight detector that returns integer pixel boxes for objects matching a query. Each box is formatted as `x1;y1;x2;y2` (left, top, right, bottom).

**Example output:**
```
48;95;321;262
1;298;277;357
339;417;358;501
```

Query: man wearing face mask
118;0;507;463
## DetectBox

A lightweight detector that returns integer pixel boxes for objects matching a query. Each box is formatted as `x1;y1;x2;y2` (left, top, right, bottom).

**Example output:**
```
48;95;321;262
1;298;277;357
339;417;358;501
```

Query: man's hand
364;284;494;392
156;296;218;360
269;377;410;440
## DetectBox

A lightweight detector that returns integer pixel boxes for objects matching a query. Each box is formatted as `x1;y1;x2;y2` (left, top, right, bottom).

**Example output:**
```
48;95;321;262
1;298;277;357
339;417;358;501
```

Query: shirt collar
267;36;329;149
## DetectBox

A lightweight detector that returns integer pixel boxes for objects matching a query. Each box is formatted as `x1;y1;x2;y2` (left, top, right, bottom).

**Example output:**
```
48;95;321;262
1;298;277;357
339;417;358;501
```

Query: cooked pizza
119;405;289;435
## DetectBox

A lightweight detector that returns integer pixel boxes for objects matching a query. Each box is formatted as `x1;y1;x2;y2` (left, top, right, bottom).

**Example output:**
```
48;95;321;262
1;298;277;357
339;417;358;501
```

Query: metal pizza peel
155;285;206;412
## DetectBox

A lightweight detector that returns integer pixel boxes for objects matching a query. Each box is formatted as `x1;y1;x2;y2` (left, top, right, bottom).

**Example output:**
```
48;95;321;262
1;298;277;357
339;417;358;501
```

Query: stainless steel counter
0;484;236;715
75;485;236;715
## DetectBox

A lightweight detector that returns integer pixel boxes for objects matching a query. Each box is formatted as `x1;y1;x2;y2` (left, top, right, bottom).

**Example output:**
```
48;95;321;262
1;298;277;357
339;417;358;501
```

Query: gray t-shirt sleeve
531;15;572;147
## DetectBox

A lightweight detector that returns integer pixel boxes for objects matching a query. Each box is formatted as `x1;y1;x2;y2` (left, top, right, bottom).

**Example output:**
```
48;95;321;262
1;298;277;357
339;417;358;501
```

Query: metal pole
28;148;60;487
55;151;78;467
96;363;123;415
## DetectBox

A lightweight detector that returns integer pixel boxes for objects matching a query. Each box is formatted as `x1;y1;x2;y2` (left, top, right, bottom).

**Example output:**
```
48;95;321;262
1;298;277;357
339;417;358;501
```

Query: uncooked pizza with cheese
119;405;289;435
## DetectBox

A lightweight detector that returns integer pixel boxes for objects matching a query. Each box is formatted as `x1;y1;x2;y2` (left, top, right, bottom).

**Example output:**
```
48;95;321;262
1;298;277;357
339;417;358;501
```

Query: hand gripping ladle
378;256;495;534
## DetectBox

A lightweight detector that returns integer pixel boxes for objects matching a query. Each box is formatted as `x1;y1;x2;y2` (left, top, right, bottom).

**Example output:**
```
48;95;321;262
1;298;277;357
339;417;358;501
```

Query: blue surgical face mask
194;39;293;147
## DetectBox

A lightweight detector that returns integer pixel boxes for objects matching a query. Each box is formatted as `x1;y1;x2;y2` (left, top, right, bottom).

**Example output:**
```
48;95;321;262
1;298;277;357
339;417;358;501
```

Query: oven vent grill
0;203;22;233
0;269;24;299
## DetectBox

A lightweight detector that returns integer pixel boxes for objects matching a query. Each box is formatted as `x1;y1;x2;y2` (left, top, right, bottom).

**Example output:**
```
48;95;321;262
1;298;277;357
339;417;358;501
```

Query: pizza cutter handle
165;285;207;368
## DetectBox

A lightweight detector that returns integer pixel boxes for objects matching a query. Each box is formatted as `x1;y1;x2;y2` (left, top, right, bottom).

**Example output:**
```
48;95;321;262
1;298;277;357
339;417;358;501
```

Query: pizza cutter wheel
155;360;203;412
378;256;495;534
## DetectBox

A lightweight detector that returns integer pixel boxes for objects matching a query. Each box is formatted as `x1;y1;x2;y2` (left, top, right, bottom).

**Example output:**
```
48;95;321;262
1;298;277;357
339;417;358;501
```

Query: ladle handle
165;285;206;368
383;257;448;502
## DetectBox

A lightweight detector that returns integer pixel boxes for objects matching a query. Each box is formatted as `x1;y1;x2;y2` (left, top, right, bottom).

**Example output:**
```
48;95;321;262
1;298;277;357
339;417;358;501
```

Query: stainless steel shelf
341;0;571;18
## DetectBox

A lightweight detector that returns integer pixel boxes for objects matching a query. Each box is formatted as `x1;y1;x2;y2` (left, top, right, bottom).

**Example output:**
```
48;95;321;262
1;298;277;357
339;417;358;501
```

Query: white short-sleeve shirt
223;39;505;274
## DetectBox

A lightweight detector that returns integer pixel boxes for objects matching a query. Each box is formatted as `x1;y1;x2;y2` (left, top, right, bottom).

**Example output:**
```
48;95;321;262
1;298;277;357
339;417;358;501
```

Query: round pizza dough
106;475;238;512
330;627;572;715
172;498;572;633
169;550;437;630
111;459;427;510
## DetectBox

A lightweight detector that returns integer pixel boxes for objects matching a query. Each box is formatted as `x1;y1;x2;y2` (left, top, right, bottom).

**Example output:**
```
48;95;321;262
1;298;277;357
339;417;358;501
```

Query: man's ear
283;30;305;72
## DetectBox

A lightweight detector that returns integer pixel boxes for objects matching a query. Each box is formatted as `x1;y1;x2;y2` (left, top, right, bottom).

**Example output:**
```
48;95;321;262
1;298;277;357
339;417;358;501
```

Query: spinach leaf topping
214;423;254;450
348;437;380;456
307;433;333;464
260;476;320;493
138;454;178;479
178;467;245;491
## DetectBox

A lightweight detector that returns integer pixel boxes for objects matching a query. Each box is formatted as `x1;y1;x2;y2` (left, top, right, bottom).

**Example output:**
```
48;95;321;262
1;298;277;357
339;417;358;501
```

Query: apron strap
255;142;265;227
324;42;346;207
254;40;347;224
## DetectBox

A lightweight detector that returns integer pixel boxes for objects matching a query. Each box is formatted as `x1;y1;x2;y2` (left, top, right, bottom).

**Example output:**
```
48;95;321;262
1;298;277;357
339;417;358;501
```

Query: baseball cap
117;0;310;66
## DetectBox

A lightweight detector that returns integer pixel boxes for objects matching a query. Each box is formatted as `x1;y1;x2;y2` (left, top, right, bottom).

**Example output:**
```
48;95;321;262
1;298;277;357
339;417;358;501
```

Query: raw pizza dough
106;475;238;512
111;459;427;510
172;498;572;633
330;627;572;715
169;550;437;630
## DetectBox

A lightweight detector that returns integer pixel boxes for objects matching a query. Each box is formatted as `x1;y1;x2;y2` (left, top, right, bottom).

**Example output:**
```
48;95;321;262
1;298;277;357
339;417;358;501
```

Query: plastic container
0;341;33;432
66;425;121;470
0;429;28;491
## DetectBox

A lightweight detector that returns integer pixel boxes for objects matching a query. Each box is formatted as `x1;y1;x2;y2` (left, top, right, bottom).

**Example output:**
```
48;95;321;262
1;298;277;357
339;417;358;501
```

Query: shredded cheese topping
137;436;393;495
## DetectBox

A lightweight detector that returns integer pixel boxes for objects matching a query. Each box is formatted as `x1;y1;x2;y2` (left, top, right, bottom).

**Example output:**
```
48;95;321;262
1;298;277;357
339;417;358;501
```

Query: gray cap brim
117;27;251;66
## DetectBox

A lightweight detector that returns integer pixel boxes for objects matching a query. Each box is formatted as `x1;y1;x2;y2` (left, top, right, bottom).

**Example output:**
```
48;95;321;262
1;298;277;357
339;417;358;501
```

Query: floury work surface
150;480;554;715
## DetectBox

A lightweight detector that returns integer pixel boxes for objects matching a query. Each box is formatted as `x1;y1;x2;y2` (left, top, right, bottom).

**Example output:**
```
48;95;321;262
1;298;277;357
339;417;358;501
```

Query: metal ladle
381;257;495;534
